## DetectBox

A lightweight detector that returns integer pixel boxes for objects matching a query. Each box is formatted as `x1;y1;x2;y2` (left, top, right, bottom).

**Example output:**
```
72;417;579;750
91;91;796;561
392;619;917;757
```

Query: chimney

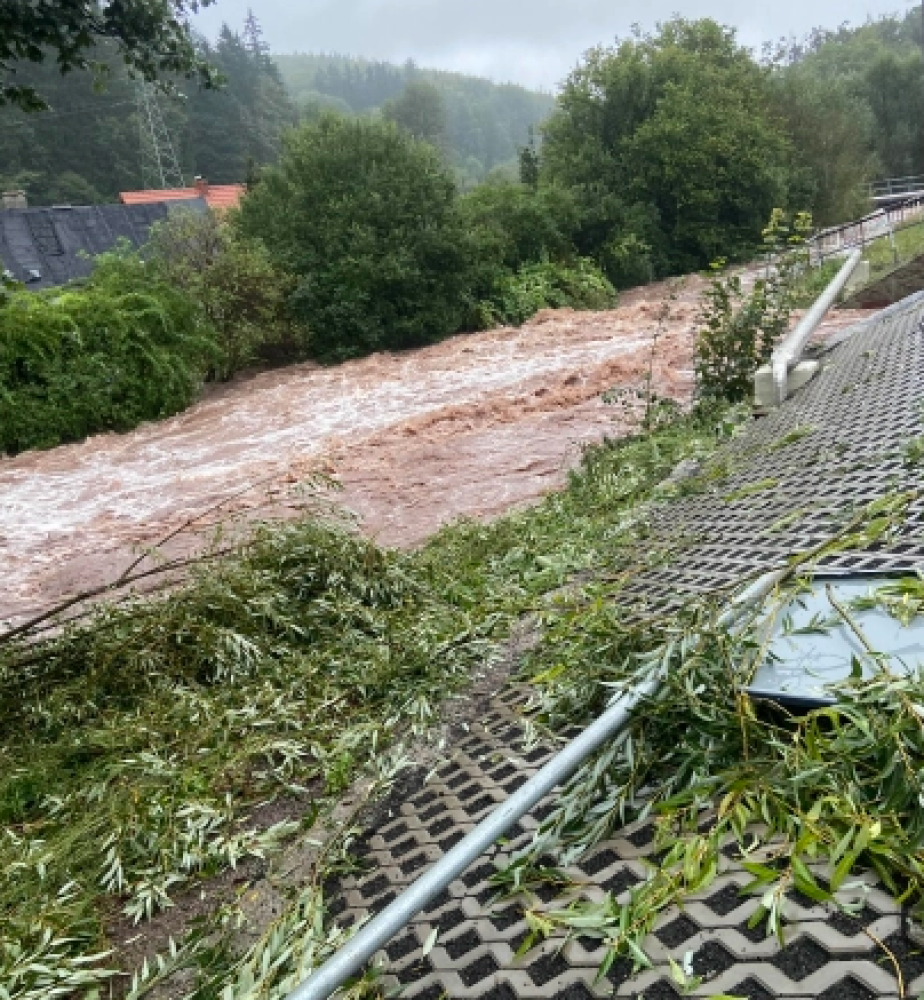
1;190;27;211
194;175;209;197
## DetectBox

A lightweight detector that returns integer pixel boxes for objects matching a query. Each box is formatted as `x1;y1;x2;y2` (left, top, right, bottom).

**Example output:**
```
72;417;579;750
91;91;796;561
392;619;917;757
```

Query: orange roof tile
119;184;246;211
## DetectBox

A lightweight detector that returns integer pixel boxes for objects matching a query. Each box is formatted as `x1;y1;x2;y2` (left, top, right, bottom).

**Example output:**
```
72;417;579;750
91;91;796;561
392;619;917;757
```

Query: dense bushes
0;254;216;455
458;179;581;274
237;121;618;357
477;258;617;327
0;211;318;455
145;211;307;378
238;115;476;360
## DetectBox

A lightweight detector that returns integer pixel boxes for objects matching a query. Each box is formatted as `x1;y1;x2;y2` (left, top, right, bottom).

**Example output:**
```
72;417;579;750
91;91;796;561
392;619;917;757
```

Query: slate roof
120;184;245;211
0;199;206;290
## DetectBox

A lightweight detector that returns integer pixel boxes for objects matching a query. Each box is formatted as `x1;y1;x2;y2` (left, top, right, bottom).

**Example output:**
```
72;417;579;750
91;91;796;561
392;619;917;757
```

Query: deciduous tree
238;115;475;359
542;18;792;281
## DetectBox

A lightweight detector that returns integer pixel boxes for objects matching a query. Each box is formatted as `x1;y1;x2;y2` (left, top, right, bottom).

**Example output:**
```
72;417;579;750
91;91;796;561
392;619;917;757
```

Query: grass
0;402;742;999
865;217;924;282
5;276;924;994
791;257;842;307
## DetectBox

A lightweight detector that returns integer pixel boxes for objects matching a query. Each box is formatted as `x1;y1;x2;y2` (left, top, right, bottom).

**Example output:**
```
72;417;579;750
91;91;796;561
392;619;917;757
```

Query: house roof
119;184;245;212
0;199;207;290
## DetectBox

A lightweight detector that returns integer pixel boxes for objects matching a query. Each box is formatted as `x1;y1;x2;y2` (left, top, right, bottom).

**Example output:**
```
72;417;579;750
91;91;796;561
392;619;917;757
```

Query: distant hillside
774;10;924;180
274;53;556;187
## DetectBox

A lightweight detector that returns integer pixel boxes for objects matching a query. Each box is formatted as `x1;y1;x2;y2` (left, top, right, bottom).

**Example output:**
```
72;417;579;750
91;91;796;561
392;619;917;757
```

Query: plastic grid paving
623;294;924;615
333;298;924;999
336;687;912;999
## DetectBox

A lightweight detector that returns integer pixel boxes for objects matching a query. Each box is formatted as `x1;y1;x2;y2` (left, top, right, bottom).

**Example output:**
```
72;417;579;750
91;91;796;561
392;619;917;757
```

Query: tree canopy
1;0;219;111
237;115;477;359
541;19;792;280
768;9;924;184
383;80;447;149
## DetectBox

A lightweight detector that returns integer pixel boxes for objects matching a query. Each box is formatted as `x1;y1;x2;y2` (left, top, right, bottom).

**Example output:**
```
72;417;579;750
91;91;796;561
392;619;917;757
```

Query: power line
0;100;138;129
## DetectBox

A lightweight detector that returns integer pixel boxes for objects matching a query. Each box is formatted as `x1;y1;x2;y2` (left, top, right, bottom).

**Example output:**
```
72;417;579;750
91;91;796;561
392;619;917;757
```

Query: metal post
771;249;862;407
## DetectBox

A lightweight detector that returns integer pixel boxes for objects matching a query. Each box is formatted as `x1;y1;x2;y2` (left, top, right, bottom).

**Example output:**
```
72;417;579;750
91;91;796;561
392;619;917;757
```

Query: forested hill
771;10;924;183
275;54;555;186
2;10;922;224
0;40;553;206
0;23;296;206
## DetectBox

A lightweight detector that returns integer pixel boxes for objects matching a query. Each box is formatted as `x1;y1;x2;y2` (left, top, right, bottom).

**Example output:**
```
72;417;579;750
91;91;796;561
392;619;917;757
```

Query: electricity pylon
136;80;185;189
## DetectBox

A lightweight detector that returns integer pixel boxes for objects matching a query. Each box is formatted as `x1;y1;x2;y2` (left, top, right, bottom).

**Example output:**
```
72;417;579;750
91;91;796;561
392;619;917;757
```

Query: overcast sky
193;1;916;91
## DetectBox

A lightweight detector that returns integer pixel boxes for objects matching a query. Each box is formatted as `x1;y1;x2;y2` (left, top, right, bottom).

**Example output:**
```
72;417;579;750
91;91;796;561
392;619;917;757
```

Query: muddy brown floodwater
0;276;872;626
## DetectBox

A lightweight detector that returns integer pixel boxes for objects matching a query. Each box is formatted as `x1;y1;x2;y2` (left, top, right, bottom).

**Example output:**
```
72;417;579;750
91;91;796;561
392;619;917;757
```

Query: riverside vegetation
5;9;924;999
5;13;921;455
2;238;922;996
0;16;863;456
0;112;619;454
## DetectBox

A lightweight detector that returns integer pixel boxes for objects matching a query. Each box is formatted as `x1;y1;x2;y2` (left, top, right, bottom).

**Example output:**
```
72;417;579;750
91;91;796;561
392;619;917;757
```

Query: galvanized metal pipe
288;676;659;1000
287;571;784;1000
771;248;862;407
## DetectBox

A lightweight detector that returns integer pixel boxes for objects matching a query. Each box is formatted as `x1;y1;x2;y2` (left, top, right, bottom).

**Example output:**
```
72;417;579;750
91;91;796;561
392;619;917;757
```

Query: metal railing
809;193;924;264
287;571;787;1000
869;174;924;201
770;249;863;407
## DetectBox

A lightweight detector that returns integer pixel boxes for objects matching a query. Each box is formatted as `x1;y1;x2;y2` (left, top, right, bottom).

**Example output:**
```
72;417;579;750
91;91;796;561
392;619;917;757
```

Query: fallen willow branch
0;471;339;646
501;488;924;979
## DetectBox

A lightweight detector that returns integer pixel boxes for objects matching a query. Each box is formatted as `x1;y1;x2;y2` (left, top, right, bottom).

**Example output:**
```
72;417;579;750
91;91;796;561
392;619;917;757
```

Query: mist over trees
275;53;556;187
383;81;448;149
0;15;295;204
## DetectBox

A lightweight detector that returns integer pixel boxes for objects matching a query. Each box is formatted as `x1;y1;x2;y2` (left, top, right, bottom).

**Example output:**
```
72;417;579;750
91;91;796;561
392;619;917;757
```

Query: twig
0;545;237;647
863;925;906;997
116;472;295;584
0;475;336;647
826;582;878;655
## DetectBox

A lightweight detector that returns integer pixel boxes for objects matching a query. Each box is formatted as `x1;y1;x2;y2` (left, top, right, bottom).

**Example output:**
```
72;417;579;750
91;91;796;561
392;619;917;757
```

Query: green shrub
146;211;306;379
694;210;811;402
0;252;217;455
480;258;617;327
238;114;476;361
457;179;580;274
